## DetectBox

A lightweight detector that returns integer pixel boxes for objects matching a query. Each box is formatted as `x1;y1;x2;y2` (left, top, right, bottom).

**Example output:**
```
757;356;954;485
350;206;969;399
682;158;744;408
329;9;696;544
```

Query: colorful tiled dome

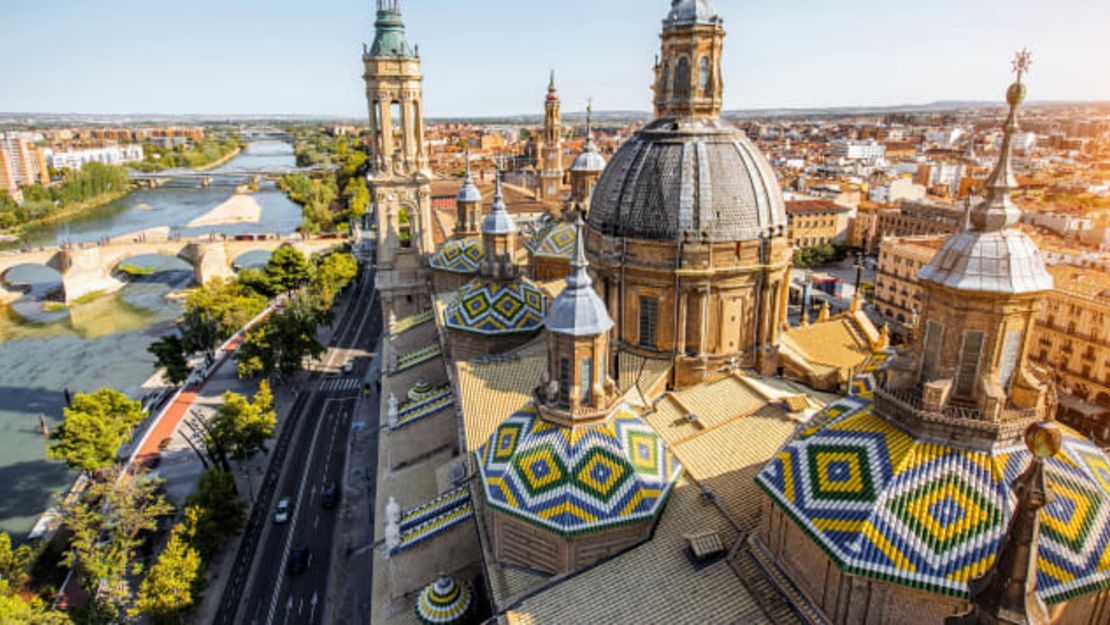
415;574;472;625
525;220;577;259
478;402;682;536
756;357;1110;605
444;280;548;336
408;379;436;403
430;238;484;274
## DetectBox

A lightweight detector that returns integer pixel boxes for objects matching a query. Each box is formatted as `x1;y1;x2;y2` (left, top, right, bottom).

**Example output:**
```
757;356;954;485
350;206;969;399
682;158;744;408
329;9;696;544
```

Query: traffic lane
240;391;328;624
271;398;354;625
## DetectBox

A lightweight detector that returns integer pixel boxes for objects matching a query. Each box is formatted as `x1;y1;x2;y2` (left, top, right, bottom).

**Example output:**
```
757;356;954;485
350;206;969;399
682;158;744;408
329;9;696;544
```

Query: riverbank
193;146;243;172
0;188;134;239
185;191;263;228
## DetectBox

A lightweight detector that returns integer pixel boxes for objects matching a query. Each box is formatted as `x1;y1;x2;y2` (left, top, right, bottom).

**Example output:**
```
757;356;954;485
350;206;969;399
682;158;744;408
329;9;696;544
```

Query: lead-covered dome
666;0;720;26
588;118;787;243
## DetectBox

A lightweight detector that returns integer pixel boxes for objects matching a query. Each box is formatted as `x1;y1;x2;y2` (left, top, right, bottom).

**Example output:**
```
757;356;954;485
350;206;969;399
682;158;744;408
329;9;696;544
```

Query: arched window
674;57;690;100
699;56;710;92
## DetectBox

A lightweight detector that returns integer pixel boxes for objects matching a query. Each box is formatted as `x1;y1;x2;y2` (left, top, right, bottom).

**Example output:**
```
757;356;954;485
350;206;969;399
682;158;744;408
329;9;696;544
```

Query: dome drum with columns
584;0;791;388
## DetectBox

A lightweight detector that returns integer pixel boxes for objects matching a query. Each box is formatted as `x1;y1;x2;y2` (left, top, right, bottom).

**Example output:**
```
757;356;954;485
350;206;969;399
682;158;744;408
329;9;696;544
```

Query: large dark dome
588;118;787;243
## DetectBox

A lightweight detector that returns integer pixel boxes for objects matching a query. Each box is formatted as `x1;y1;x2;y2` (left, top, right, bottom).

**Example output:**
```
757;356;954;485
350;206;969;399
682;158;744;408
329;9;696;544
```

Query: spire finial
586;98;594;136
465;149;471;176
969;50;1030;232
549;69;557;92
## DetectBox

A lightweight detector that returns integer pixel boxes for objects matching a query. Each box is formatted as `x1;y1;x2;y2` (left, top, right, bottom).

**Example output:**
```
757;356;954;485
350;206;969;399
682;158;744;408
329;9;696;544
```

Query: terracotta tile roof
454;339;547;452
781;316;873;372
503;481;773;624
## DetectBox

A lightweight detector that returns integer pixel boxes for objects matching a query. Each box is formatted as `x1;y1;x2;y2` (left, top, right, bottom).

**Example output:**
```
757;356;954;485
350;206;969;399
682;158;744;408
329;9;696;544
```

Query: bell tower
537;71;564;200
363;0;433;316
653;0;725;119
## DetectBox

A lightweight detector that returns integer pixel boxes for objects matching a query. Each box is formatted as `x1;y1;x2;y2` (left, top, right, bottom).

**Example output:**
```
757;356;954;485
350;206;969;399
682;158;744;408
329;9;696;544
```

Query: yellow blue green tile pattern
415;575;473;625
756;352;1110;604
445;279;548;336
430;238;484;274
526;220;577;259
478;402;682;536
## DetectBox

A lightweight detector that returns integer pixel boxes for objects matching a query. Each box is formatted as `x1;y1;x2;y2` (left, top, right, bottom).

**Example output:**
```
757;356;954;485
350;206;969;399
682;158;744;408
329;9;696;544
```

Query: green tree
0;532;32;589
236;291;326;379
0;583;71;625
47;389;146;474
264;246;312;295
184;277;268;340
313;252;358;307
59;471;173;623
148;335;192;385
210;381;277;461
182;473;245;559
131;526;202;625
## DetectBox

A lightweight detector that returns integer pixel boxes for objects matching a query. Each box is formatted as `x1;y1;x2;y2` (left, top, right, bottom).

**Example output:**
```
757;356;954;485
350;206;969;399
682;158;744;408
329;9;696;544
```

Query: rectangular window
558;357;571;407
998;331;1023;389
579;358;593;403
921;320;944;381
955;330;985;398
639;296;659;349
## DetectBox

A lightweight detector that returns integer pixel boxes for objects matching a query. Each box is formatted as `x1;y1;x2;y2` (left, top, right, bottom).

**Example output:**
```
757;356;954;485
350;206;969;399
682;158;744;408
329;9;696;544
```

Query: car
322;483;339;509
274;498;291;524
288;547;310;575
341;360;355;374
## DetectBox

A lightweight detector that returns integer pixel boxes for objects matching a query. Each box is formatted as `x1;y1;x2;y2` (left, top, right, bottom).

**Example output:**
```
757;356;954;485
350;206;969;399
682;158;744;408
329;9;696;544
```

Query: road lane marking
263;399;334;625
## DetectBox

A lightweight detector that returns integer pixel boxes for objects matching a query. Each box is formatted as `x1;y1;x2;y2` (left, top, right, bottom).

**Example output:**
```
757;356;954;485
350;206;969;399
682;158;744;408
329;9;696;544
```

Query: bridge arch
0;262;64;301
231;249;274;271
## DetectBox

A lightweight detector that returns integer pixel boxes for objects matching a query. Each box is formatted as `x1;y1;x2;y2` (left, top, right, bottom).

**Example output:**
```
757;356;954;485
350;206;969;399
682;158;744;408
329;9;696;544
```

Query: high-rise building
0;133;49;191
536;71;564;201
363;0;434;318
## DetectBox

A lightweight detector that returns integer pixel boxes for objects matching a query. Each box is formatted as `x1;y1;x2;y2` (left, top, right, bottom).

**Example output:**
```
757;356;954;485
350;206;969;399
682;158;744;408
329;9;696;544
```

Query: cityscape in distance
1;1;1110;625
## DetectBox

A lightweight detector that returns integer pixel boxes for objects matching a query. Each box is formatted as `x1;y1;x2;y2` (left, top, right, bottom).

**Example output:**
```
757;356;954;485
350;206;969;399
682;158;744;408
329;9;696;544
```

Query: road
214;258;381;625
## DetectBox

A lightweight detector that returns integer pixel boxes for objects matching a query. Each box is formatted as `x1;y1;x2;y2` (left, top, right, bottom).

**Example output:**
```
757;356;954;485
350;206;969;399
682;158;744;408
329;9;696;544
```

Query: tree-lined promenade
0;244;358;624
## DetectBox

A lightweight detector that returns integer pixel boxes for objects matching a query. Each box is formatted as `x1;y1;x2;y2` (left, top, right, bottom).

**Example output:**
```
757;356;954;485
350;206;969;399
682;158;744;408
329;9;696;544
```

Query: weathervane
1012;48;1032;82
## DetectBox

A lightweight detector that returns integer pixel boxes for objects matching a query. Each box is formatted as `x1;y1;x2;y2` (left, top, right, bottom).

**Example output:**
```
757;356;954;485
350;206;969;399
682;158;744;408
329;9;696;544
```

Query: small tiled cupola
479;172;518;281
455;152;482;238
537;216;619;424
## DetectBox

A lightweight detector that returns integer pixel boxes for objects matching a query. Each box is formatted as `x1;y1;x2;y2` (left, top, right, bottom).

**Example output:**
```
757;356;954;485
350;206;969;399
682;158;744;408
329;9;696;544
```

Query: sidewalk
324;341;381;625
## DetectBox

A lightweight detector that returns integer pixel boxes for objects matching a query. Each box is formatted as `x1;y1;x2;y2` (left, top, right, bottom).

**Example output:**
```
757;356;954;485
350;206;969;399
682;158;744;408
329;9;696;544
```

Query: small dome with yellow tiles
755;353;1110;606
478;402;682;536
415;574;473;625
444;279;548;336
525;219;577;260
430;238;484;274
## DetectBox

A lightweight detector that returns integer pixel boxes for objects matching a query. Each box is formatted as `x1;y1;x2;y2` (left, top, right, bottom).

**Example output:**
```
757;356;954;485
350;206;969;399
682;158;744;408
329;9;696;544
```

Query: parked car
274;498;291;524
288;547;310;575
341;360;355;374
322;483;339;509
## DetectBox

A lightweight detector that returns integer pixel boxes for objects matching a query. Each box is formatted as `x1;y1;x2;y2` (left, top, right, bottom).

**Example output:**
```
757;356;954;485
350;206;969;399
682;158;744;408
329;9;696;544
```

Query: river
0;141;302;537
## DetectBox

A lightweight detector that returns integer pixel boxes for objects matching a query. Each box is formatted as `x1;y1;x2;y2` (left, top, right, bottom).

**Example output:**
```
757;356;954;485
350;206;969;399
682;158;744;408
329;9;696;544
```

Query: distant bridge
0;233;345;304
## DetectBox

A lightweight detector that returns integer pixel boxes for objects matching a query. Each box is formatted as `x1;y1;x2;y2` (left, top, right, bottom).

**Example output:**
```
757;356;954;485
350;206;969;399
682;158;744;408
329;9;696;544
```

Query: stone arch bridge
0;234;344;303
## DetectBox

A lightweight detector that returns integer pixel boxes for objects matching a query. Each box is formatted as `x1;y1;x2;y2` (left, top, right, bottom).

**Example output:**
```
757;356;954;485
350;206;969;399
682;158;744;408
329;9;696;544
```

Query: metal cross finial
1012;48;1033;81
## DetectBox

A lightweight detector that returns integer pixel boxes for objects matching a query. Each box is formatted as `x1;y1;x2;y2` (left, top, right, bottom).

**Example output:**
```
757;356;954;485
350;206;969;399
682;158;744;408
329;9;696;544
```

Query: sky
1;0;1109;118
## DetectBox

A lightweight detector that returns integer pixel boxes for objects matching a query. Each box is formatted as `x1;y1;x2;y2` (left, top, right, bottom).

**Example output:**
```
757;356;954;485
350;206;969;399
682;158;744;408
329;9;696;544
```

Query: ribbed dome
666;0;720;26
588;118;787;243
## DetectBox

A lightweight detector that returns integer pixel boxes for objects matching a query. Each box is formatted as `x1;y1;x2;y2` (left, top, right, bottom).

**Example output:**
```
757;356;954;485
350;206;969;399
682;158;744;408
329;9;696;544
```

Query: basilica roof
756;353;1110;605
477;402;682;536
588;118;787;243
430;238;484;274
444;279;548;336
525;220;577;259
